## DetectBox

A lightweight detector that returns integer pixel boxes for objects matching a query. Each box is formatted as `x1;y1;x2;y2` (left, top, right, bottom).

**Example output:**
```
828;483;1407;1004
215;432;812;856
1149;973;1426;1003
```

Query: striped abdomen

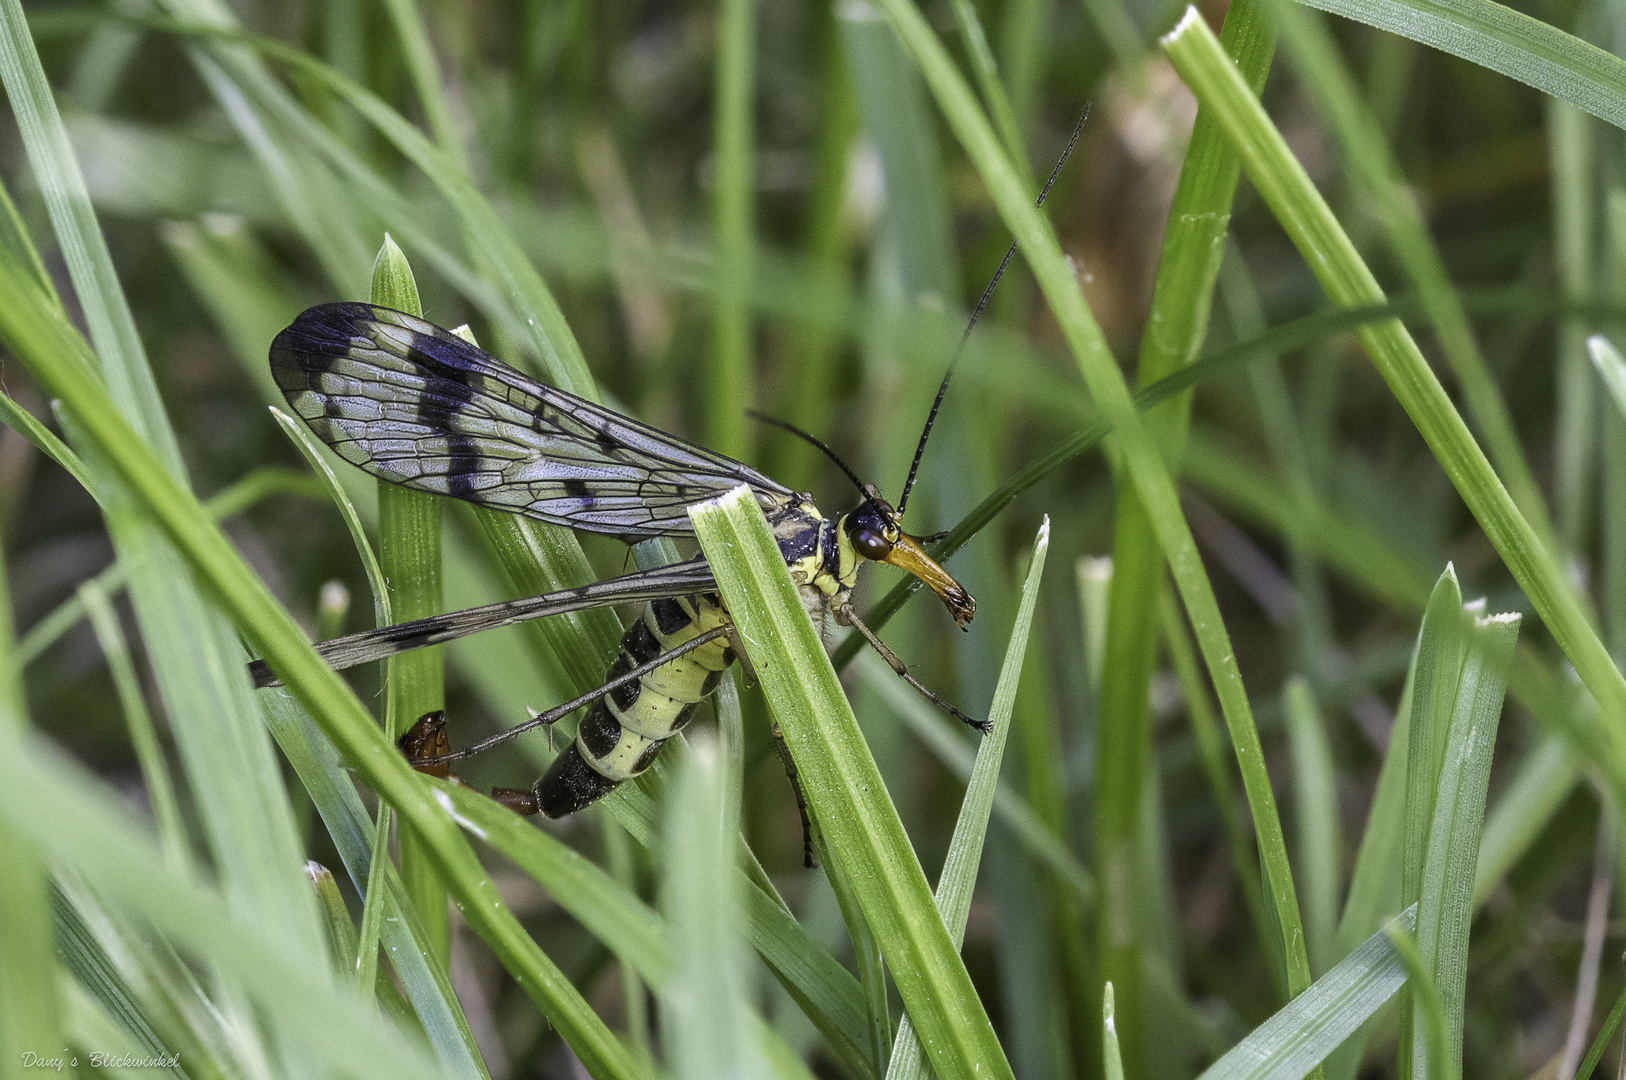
534;594;735;817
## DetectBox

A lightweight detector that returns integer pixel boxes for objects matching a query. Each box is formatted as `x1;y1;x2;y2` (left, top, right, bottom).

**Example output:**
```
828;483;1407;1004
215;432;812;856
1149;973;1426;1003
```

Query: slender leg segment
406;624;731;768
772;722;819;869
839;604;989;733
404;617;734;815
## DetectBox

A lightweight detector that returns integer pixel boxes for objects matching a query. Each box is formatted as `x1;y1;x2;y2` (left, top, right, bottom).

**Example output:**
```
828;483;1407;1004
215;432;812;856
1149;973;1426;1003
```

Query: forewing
250;557;720;686
270;303;793;536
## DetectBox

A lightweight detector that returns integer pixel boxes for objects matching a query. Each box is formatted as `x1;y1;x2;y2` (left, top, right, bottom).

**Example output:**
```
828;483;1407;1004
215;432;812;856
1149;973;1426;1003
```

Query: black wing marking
250;558;720;687
270;303;794;538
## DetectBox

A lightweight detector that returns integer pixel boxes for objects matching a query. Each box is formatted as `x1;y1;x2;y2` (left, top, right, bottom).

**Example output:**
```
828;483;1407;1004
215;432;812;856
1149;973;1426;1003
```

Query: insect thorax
768;499;858;628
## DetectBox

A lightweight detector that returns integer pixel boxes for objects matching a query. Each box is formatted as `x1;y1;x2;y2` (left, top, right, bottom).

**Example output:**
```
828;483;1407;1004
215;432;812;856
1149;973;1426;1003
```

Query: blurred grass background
6;0;1626;1075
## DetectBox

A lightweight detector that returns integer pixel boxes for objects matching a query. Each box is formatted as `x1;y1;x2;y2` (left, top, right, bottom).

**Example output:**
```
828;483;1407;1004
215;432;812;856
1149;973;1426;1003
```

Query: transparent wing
250;558;719;686
270;303;794;537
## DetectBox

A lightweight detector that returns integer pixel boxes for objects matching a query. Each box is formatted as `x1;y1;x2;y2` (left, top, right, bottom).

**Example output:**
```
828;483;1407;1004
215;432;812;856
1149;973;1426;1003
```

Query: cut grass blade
886;517;1050;1080
690;485;1015;1080
1410;610;1519;1077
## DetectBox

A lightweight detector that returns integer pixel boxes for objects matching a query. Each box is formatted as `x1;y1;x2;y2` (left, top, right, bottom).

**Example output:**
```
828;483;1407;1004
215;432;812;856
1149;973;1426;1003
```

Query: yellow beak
883;534;975;629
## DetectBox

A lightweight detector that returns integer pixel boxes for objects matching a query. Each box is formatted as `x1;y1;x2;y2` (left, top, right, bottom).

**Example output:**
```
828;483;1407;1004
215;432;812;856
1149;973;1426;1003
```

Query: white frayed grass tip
1162;5;1204;45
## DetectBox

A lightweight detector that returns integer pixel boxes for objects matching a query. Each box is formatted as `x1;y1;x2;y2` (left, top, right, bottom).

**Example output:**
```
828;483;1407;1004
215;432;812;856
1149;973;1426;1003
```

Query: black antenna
895;104;1090;518
747;410;869;496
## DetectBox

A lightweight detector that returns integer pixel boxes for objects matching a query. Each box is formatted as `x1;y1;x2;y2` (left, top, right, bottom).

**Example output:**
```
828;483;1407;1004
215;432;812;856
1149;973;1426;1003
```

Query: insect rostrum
258;302;977;822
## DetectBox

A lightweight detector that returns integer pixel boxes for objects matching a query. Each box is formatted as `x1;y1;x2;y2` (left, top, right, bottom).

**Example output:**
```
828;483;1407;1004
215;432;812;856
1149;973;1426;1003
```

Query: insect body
261;303;974;819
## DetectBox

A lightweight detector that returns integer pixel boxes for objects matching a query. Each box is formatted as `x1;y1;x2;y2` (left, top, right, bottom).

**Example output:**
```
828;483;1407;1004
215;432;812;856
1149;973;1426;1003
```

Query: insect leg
771;722;819;869
839;604;991;734
405;624;732;772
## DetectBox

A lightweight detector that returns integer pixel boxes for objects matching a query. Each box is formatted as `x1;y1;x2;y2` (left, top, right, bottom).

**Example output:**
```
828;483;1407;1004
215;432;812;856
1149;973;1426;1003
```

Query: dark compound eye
852;528;892;560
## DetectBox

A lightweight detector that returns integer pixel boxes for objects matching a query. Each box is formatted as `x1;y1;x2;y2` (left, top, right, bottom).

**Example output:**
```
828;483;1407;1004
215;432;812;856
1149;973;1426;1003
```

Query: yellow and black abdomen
535;594;735;817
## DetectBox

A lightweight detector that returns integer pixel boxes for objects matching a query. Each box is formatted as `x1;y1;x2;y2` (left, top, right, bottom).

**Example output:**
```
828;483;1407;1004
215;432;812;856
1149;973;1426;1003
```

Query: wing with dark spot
270;303;794;537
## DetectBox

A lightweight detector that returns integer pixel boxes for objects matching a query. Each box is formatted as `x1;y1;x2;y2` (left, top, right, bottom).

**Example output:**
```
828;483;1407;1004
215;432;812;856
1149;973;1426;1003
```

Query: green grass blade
1198;908;1417;1080
269;409;389;625
430;779;668;983
886;517;1050;1080
1384;925;1453;1080
307;861;360;978
873;0;1315;1008
78;580;188;872
1329;620;1419;1080
0;246;645;1080
661;734;768;1080
1;0;328;971
0;725;446;1080
1403;570;1467;916
1293;0;1626;132
1103;983;1126;1080
948;0;1029;171
1589;334;1626;420
0;554;63;1080
407;773;875;1076
1472;733;1578;905
49;883;191;1077
1573;980;1626;1080
0;389;92;491
305;860;418;1031
1269;0;1557;555
1162;6;1626;815
378;0;461;158
1161;583;1277;972
1411;611;1519;1077
258;692;489;1080
1093;0;1275;1042
1553;101;1595;548
707;0;754;459
370;237;449;969
854;649;1094;904
1285;678;1341;977
689;485;1015;1080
